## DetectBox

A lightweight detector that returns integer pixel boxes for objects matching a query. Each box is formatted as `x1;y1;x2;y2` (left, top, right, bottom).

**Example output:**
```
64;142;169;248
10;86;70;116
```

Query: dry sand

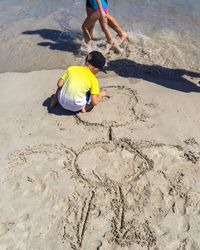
1;41;200;250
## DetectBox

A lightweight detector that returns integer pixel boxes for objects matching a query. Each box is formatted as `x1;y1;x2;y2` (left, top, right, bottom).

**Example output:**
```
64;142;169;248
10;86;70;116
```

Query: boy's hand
91;89;106;106
100;89;106;97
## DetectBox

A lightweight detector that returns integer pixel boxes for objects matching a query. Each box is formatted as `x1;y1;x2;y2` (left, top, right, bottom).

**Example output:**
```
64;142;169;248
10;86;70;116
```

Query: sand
1;41;200;250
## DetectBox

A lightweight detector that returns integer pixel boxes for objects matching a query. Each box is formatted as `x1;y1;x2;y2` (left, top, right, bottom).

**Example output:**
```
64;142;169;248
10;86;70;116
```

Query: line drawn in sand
8;144;76;192
71;139;153;188
133;140;200;249
62;190;95;250
6;144;77;248
63;139;156;248
62;183;157;249
6;139;200;249
9;144;76;169
75;86;138;128
107;185;157;248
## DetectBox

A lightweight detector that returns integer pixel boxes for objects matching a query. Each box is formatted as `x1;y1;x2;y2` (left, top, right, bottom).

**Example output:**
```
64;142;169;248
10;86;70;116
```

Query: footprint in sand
179;237;197;250
178;216;190;232
0;214;29;237
0;222;14;237
8;144;75;197
85;240;102;250
22;174;46;198
187;191;200;215
104;244;131;250
174;197;186;216
144;188;169;223
166;237;197;250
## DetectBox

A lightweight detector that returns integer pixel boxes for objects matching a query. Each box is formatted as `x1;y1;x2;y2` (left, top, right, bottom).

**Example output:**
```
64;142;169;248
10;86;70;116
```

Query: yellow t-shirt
60;66;99;102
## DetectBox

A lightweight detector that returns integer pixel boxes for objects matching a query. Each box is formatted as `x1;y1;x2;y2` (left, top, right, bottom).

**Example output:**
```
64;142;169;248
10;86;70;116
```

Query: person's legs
98;14;113;45
86;7;124;42
98;16;123;53
81;103;94;113
81;91;94;112
82;11;100;45
81;107;87;113
106;13;128;42
83;6;125;51
86;6;96;40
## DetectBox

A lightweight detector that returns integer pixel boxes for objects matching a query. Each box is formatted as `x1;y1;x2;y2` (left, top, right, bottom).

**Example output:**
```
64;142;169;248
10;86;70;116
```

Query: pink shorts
96;8;108;13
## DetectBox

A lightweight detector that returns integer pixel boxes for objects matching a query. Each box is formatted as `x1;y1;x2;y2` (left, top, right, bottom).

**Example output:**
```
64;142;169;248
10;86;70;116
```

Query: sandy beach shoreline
0;66;200;249
1;0;200;248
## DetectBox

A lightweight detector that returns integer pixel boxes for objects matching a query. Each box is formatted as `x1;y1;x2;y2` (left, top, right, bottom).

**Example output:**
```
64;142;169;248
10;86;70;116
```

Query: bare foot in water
118;32;129;43
79;42;92;54
106;42;122;54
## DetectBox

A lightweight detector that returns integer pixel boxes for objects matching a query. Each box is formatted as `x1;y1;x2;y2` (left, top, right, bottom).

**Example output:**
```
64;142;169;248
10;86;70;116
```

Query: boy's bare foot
81;104;94;113
50;94;58;108
81;107;87;113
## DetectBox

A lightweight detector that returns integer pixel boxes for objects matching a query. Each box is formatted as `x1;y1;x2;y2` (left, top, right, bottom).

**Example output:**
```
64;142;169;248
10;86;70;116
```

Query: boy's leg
81;103;94;113
81;107;87;113
81;92;93;113
50;88;59;108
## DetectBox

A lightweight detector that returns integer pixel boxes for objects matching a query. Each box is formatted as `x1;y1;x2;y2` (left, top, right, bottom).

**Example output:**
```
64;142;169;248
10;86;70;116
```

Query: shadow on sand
22;28;82;55
22;29;200;93
43;96;78;116
107;59;200;93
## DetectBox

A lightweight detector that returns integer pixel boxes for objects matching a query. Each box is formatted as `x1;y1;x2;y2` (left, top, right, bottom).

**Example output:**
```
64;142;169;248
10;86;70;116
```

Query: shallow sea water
0;0;199;73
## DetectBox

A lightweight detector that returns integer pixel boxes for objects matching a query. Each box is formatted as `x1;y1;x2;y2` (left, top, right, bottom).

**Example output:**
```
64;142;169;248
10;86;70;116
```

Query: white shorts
58;90;86;112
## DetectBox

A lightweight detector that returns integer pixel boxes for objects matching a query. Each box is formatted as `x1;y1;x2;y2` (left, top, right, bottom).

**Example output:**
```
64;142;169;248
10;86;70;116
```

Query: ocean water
0;0;199;73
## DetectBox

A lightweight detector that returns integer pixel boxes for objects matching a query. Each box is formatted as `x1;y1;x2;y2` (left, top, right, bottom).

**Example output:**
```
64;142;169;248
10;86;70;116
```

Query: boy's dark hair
86;51;106;71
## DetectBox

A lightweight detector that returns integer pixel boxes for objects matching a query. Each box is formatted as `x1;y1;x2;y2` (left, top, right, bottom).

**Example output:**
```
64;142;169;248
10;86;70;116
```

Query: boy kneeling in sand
51;51;106;113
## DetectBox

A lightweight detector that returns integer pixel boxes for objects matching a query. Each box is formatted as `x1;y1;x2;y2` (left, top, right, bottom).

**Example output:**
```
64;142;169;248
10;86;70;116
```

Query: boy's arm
91;89;106;106
57;78;64;88
50;78;64;108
